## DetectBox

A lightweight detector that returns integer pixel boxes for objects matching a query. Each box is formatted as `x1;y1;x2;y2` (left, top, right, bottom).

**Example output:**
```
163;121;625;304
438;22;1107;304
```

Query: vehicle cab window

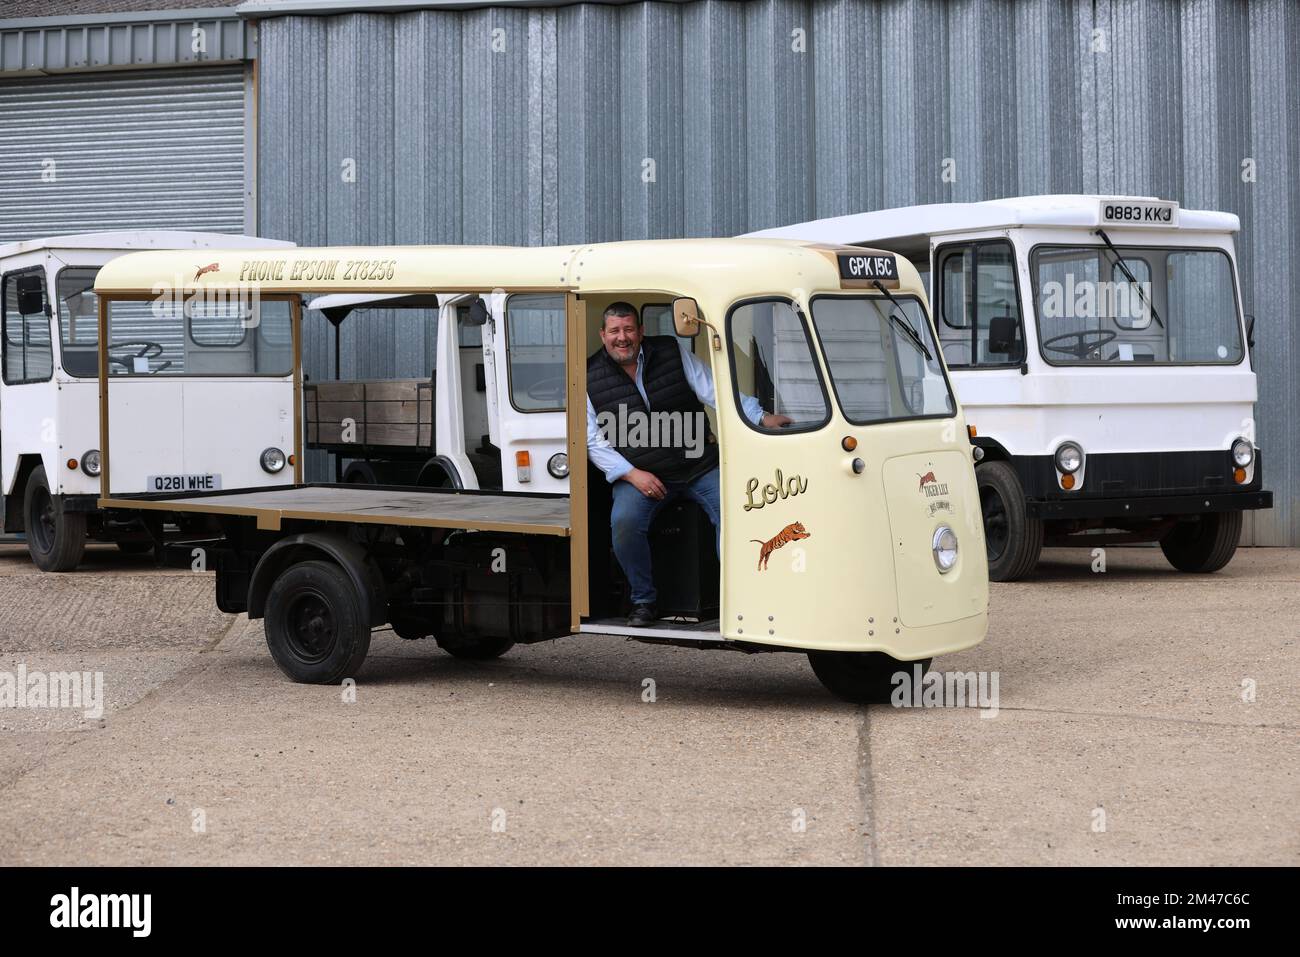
935;241;1026;368
726;299;830;433
2;270;53;385
505;293;566;412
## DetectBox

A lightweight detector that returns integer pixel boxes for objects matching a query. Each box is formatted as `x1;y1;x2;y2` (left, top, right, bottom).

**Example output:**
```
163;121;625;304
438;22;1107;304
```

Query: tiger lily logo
917;469;949;498
194;262;220;280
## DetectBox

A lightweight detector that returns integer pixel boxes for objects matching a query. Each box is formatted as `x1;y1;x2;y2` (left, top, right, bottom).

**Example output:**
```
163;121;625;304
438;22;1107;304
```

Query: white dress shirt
586;338;765;483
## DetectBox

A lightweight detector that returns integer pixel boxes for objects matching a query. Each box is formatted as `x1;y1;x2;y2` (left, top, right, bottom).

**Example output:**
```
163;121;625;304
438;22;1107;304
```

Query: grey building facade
2;0;1298;544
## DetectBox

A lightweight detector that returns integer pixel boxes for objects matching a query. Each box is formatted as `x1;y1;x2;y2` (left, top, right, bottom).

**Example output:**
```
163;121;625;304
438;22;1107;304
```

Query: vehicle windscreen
92;277;294;377
1031;246;1242;365
809;295;955;425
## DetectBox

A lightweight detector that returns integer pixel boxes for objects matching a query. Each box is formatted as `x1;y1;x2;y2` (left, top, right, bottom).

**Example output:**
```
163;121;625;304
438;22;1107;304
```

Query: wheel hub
287;594;335;663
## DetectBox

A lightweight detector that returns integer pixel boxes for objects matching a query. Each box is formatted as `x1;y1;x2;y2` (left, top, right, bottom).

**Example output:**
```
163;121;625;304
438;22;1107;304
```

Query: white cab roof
0;230;294;262
743;195;1240;248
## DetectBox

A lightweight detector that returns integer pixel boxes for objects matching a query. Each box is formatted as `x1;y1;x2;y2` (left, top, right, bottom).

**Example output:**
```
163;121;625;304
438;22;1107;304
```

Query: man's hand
623;467;667;500
761;413;794;429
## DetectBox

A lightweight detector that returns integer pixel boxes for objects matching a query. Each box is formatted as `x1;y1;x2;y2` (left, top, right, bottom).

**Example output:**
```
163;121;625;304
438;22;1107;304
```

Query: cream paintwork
95;239;989;658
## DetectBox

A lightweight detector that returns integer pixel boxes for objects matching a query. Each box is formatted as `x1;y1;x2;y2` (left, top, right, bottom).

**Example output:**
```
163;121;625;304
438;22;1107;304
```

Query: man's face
600;313;642;364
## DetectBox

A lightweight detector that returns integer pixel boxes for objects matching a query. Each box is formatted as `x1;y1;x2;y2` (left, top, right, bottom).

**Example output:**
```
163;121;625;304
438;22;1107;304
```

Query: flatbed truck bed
98;483;571;536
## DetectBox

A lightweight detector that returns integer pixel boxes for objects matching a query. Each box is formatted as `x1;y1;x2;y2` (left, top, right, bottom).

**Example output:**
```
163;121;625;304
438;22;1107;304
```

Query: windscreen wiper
1096;229;1164;329
872;279;933;362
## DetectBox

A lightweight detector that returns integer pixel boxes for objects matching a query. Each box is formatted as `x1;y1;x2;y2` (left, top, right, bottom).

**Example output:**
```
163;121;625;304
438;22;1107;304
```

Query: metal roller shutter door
0;66;248;243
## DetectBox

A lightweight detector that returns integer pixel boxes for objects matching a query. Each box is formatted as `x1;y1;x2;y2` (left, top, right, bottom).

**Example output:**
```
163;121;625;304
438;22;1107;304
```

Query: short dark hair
602;301;641;329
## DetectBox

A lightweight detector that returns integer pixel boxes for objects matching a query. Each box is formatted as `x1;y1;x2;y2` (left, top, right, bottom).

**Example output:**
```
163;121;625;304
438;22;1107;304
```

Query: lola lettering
743;469;808;511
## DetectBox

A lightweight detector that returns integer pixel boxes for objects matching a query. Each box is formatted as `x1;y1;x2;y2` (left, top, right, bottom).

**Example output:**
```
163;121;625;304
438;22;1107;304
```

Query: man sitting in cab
587;302;791;626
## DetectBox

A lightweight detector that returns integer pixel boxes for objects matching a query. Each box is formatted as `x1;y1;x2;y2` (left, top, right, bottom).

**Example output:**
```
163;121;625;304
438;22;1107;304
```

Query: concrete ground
0;540;1295;866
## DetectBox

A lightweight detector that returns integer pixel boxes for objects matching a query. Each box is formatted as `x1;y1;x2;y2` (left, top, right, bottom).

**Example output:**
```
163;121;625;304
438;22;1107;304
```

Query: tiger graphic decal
750;521;810;571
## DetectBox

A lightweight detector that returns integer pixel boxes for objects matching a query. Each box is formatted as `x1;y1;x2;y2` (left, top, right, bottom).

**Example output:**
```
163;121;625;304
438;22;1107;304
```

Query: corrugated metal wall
256;0;1300;545
0;66;249;241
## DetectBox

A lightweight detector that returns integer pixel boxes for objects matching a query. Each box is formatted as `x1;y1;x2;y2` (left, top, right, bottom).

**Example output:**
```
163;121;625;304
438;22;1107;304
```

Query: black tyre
808;651;929;704
977;460;1043;582
116;540;153;555
437;634;515;660
23;466;86;572
264;560;371;683
1160;511;1242;573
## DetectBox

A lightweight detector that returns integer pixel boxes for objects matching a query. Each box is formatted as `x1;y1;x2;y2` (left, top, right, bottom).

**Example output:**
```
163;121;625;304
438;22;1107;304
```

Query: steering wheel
1042;329;1117;360
526;375;567;402
107;340;170;374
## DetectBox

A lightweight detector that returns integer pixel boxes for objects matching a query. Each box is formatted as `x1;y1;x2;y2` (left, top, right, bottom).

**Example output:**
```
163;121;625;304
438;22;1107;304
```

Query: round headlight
1054;442;1083;474
932;526;958;573
1231;438;1254;468
260;447;287;474
547;452;569;479
81;450;101;477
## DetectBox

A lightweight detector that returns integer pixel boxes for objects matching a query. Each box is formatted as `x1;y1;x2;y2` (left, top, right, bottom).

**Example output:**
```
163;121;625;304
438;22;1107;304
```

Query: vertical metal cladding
257;0;1298;543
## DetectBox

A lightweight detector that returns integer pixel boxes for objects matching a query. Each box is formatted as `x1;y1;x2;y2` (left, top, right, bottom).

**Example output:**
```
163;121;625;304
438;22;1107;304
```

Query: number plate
1099;199;1179;227
837;252;899;282
146;474;222;493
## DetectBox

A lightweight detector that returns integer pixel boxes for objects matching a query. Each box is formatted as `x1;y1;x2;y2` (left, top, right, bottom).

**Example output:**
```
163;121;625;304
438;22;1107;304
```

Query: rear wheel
977;461;1042;582
437;634;515;660
808;651;928;704
264;560;371;683
1160;511;1242;573
23;466;86;572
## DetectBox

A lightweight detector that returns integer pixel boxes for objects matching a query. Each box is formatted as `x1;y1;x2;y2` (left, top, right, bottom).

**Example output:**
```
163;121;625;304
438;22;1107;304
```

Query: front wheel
23;466;86;572
1160;511;1242;573
437;634;515;660
807;651;928;704
264;560;371;683
976;461;1042;582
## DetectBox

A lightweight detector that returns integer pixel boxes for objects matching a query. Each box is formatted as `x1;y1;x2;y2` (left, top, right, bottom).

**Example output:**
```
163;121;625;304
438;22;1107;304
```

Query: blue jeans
610;466;721;606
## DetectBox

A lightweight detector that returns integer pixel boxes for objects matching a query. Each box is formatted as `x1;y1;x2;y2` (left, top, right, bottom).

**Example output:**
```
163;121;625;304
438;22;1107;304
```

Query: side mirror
672;297;700;338
1244;314;1255;348
16;274;44;316
987;314;1016;354
465;296;489;327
